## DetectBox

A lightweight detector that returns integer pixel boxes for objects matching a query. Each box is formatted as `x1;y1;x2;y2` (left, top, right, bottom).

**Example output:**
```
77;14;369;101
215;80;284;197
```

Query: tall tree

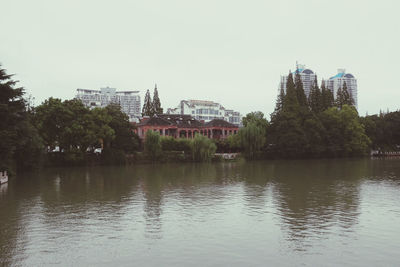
142;89;153;117
0;65;43;172
271;84;285;120
152;84;163;115
341;81;354;106
308;76;322;113
335;86;344;109
283;72;298;112
294;70;308;107
321;79;334;110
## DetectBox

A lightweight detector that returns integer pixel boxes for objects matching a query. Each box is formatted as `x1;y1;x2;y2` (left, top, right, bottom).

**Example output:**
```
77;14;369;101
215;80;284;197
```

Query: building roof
205;119;237;128
137;115;238;129
291;68;314;75
329;72;355;80
137;114;204;128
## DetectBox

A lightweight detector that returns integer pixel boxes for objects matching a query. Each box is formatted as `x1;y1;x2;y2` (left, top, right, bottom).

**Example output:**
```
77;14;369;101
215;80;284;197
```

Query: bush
190;134;217;162
161;136;178;151
144;130;162;160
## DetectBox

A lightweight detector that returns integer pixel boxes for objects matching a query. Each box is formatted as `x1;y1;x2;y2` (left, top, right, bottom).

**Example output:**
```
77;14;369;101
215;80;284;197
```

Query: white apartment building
167;100;242;126
75;87;141;122
326;69;358;108
280;64;316;97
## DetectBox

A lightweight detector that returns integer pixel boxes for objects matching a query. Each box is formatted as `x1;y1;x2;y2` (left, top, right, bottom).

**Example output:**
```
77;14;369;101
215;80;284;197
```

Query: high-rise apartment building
326;69;358;108
166;100;242;126
75;87;141;122
280;64;316;97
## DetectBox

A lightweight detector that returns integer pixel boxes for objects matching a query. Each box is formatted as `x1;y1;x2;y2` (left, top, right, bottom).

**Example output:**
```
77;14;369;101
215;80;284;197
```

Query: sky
1;0;399;117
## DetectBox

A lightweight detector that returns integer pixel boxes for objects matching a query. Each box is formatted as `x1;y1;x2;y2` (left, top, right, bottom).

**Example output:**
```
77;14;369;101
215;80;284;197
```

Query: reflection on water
1;159;400;266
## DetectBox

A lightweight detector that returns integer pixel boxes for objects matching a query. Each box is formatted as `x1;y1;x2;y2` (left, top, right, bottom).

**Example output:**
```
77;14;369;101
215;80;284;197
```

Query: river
1;158;400;266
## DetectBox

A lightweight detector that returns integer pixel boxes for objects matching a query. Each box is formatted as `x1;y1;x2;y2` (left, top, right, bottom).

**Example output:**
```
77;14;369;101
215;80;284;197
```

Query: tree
294;70;308;107
342;82;354;106
320;105;370;156
104;104;139;153
242;111;268;128
335;86;344;109
144;130;161;160
0;65;43;172
152;84;163;115
308;76;322;113
190;134;216;162
142;89;153;117
271;83;285;120
283;72;298;113
321;80;334;110
238;122;266;159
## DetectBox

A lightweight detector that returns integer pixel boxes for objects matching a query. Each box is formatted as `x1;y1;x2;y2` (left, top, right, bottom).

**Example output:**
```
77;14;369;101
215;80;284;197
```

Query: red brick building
135;114;239;140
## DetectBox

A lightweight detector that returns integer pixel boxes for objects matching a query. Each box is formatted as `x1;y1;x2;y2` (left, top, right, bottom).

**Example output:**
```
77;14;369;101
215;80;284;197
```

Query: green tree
283;72;298;112
238;122;266;159
0;65;43;172
321;79;334;110
152;84;163;115
342;82;354;106
104;104;139;153
271;84;285;120
34;97;69;150
242;111;268;128
144;130;161;160
308;76;322;113
142;89;153;117
190;134;216;162
294;70;308;107
320;105;370;156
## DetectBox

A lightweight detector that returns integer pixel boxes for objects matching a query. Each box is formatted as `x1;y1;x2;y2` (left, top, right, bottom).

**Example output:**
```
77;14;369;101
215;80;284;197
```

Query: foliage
321;80;334;110
308;76;323;113
320;105;370;156
266;70;370;158
294;70;308;107
142;89;154;117
152;85;163;115
104;104;139;153
242;111;269;128
335;82;354;109
238;122;266;159
360;110;400;151
0;65;44;172
160;136;191;152
190;134;216;162
226;134;241;152
144;130;162;160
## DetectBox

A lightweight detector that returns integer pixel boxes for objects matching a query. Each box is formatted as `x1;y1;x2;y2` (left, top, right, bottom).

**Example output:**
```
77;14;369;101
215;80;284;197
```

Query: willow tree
239;122;266;159
144;130;161;160
190;134;216;162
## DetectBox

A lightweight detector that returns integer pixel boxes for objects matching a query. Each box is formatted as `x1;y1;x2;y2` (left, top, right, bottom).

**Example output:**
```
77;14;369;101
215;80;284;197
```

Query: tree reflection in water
271;159;369;251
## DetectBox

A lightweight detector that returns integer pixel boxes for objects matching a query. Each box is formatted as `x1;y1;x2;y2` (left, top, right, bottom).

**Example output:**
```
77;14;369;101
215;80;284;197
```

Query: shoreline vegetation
1;65;400;175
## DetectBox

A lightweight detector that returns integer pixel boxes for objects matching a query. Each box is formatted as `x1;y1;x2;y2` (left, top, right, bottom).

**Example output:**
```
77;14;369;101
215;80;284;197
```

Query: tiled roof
137;116;238;129
205;119;237;128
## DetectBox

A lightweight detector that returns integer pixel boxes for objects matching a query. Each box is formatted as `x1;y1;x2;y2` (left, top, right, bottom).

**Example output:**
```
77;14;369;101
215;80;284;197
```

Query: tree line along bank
1;65;399;174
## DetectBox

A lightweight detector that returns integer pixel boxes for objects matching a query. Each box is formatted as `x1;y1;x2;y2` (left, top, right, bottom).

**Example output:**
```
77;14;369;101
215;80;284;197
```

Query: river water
1;159;400;266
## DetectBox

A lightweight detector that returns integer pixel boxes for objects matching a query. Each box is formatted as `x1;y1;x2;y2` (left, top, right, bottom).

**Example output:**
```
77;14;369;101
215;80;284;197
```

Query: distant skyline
1;0;399;117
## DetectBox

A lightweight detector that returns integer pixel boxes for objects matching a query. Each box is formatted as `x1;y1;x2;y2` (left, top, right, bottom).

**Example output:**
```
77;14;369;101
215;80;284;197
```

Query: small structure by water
371;150;400;157
215;153;239;160
0;171;8;184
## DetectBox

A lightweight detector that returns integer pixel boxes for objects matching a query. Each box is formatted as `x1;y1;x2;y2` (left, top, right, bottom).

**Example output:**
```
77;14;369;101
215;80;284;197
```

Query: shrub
161;136;178;151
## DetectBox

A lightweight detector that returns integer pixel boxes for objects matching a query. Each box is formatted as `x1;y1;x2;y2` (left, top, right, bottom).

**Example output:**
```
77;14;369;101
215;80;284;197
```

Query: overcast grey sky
1;0;399;117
